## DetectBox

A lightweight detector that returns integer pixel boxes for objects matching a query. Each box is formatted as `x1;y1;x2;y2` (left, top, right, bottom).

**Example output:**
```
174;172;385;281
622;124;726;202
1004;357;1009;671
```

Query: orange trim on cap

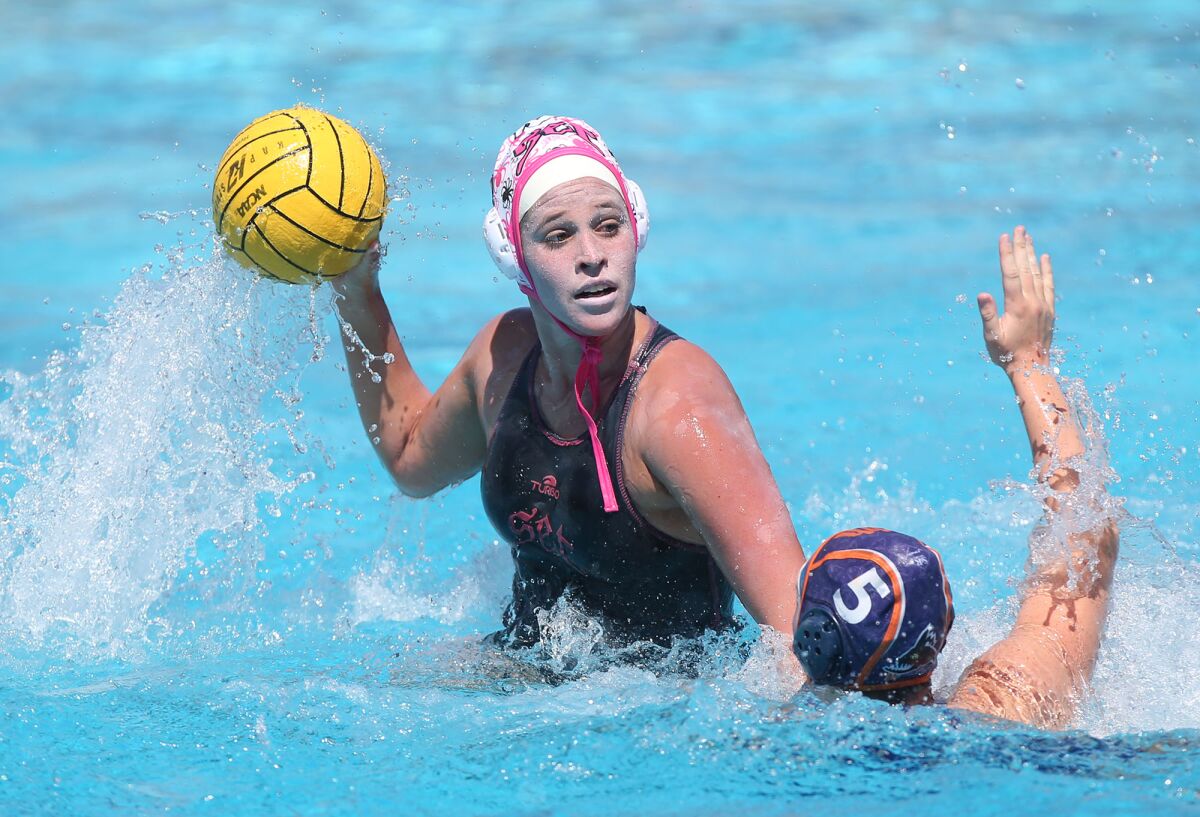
823;527;888;545
805;548;905;687
797;528;890;609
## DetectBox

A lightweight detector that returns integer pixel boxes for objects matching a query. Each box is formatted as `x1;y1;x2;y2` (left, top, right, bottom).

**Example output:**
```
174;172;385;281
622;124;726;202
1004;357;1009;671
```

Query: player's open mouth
575;284;617;300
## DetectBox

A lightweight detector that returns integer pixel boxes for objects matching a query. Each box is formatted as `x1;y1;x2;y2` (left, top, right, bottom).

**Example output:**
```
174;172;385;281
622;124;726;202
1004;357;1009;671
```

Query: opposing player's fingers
1041;252;1055;307
977;292;1000;339
999;233;1021;303
1025;232;1045;308
1025;231;1040;273
1015;226;1035;297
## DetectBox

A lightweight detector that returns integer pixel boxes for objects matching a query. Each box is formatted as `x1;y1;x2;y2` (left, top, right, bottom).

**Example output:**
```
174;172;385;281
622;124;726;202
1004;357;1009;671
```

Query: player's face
519;177;636;337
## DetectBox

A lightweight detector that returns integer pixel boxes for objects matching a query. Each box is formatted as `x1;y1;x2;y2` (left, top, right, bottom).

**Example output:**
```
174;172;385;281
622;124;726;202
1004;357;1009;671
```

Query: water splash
347;538;511;628
0;237;329;660
996;369;1126;595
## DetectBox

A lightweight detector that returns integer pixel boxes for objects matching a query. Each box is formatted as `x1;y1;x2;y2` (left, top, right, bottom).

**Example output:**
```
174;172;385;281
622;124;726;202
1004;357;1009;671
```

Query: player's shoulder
463;308;538;393
633;334;747;450
467;308;536;359
641;335;738;403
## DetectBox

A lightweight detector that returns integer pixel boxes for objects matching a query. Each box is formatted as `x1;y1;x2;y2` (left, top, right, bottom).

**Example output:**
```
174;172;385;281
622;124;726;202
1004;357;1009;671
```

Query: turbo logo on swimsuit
530;475;560;499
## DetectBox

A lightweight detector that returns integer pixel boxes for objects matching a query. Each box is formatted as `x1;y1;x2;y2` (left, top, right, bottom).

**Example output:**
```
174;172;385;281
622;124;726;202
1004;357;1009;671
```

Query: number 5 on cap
834;567;891;624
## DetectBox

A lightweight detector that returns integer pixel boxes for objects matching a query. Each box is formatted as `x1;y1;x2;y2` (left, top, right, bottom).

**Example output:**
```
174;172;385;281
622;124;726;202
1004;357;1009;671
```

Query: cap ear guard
624;178;650;251
482;206;530;290
793;608;847;685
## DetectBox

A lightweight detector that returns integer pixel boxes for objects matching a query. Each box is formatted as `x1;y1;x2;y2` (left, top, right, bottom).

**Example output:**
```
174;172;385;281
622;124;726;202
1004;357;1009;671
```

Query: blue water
2;1;1199;814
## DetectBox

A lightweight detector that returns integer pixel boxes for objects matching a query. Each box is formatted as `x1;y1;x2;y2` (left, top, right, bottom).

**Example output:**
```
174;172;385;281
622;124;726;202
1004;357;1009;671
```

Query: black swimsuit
480;316;734;647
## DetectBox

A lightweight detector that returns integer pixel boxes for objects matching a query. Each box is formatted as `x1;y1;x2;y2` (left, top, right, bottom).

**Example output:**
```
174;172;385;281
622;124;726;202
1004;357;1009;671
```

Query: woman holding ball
332;116;807;650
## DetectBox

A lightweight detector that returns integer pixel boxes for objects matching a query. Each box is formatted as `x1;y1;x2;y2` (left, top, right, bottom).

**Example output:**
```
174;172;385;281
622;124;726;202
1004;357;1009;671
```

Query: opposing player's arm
634;342;807;636
948;521;1117;728
948;227;1119;728
330;246;500;497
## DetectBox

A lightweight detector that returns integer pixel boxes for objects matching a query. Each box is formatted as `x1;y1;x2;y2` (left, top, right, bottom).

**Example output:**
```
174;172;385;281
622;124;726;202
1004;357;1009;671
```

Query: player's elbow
1033;519;1120;600
1092;520;1119;589
388;456;446;499
1074;519;1119;594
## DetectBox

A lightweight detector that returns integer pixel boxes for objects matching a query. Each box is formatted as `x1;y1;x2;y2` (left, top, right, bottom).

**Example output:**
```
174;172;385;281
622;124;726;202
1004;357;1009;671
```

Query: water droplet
955;294;967;304
1015;77;1026;89
958;62;968;72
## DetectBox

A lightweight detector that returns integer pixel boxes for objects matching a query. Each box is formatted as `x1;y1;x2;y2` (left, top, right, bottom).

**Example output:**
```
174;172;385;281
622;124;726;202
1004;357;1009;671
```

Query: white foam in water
0;236;324;660
348;540;511;627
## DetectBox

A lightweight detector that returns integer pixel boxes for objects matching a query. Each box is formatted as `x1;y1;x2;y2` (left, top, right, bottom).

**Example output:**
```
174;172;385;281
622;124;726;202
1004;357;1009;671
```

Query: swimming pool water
1;1;1198;814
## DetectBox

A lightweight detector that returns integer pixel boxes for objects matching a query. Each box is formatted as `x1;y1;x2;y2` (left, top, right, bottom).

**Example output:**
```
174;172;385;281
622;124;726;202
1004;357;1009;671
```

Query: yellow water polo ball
212;106;387;284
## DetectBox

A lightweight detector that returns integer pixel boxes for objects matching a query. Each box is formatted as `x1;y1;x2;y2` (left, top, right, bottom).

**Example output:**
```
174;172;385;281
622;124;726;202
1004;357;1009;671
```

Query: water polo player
792;228;1119;728
333;116;807;649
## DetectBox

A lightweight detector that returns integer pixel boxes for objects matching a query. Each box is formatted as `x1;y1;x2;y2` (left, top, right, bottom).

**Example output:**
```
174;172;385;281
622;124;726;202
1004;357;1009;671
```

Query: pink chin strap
519;282;619;513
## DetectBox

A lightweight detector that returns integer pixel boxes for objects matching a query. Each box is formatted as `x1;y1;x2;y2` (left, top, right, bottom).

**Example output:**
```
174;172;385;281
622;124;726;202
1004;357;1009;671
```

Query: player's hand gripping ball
212;106;387;284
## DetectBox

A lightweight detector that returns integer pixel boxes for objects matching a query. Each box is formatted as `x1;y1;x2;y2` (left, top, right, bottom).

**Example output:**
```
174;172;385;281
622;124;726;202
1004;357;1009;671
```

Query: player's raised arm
331;245;491;497
949;227;1119;728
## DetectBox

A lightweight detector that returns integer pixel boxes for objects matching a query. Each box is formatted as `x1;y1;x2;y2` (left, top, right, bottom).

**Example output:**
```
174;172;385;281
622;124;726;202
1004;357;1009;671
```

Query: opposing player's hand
976;226;1055;374
330;240;383;299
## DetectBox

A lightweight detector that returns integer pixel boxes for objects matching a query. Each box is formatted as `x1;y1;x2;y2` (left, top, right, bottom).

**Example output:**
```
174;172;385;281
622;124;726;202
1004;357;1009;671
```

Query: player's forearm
335;285;433;467
1006;361;1119;716
1009;358;1117;613
1006;359;1084;492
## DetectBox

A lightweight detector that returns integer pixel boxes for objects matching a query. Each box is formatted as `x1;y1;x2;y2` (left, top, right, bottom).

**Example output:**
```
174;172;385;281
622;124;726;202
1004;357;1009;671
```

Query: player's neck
864;683;933;707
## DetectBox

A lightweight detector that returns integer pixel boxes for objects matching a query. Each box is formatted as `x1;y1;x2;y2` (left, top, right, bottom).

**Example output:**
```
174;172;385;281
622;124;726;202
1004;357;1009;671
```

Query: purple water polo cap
793;528;954;692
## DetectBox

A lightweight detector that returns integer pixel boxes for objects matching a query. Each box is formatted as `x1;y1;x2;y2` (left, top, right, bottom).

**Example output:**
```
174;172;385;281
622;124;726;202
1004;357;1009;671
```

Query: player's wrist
330;274;383;306
1003;348;1051;378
